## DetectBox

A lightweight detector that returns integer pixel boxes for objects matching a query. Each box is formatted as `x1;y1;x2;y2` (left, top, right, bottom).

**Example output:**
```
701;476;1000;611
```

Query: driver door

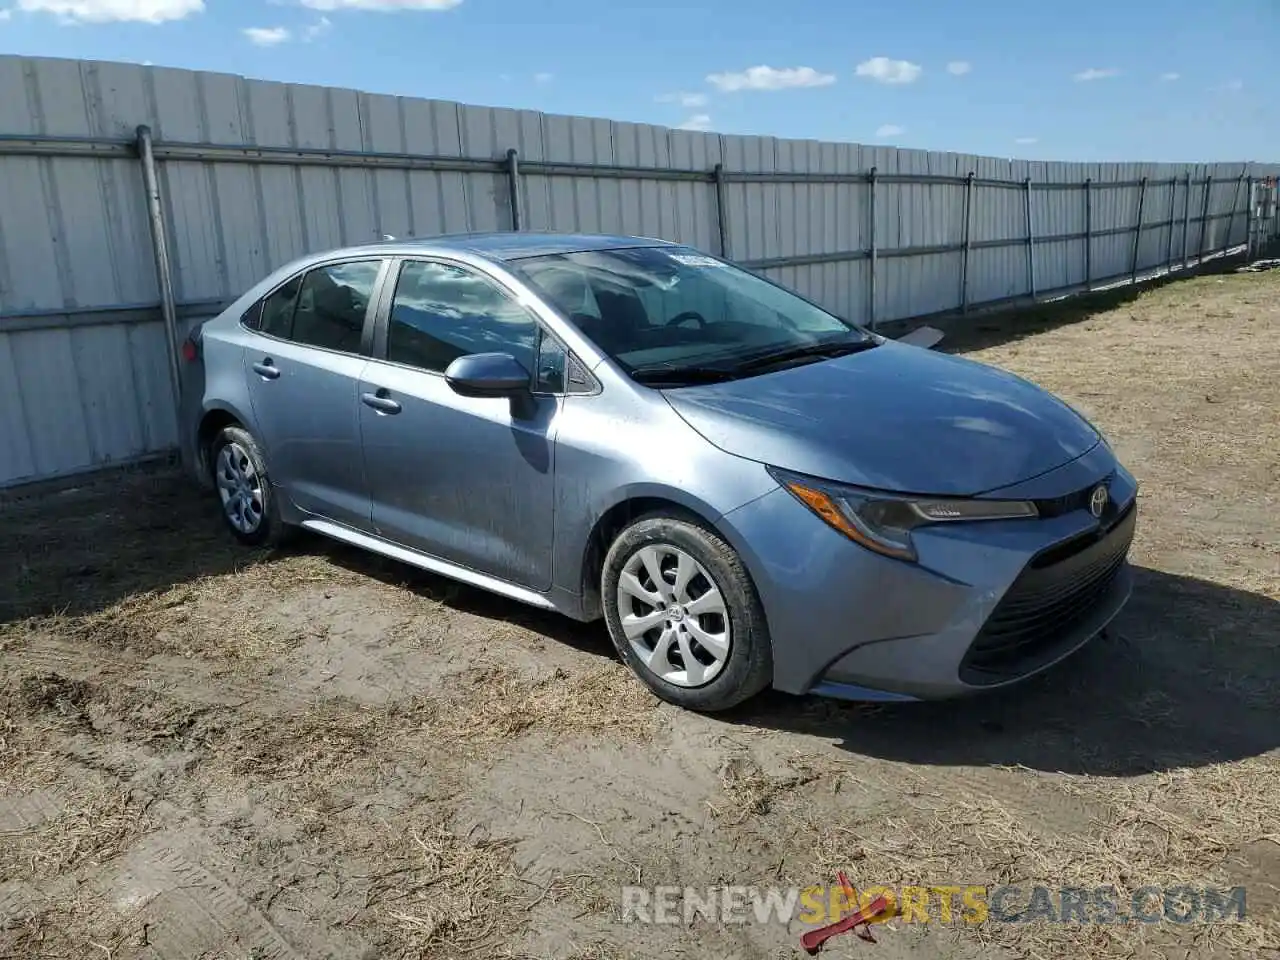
358;258;562;590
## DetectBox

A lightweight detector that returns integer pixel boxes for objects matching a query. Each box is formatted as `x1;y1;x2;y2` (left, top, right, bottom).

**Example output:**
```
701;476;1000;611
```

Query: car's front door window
386;260;539;376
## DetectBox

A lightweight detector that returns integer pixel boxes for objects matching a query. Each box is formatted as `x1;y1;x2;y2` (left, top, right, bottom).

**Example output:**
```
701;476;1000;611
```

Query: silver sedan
182;233;1136;711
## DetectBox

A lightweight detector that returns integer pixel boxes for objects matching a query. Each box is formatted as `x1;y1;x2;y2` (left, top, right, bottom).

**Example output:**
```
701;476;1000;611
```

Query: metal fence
1;55;1277;488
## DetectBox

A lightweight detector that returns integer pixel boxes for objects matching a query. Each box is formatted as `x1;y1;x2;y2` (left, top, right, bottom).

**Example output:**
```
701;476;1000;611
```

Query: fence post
135;124;184;458
1198;173;1213;264
1181;172;1192;270
1165;176;1177;271
712;163;730;259
1083;177;1092;290
1024;176;1036;300
868;166;878;329
1264;180;1274;245
960;171;975;314
1226;171;1245;254
1264;179;1274;244
1266;179;1272;247
1130;176;1147;283
1246;178;1255;259
506;148;523;232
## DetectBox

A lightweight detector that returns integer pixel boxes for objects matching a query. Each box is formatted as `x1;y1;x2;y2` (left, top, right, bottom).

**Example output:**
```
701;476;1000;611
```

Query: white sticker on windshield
669;253;726;268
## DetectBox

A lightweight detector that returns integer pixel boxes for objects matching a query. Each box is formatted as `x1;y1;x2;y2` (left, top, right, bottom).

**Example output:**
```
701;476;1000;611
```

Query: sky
0;0;1275;163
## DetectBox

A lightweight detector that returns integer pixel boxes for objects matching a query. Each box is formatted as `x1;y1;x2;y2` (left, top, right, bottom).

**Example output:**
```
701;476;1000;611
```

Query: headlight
769;467;1038;562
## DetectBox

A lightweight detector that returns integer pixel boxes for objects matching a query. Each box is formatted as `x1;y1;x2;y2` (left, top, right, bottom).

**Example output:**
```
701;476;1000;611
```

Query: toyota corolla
182;233;1136;712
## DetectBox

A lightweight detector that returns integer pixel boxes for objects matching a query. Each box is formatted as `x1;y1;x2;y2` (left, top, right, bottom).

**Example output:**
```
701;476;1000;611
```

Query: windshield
514;246;872;382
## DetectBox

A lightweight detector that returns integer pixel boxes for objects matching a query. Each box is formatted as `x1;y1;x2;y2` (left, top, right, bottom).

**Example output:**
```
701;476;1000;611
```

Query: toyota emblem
1088;484;1109;519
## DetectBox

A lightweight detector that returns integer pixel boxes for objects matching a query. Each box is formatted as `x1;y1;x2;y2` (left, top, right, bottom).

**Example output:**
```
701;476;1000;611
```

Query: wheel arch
576;484;745;622
195;402;252;485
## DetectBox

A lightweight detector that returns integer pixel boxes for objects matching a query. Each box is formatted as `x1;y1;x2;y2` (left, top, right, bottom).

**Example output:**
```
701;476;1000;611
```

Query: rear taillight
181;337;199;362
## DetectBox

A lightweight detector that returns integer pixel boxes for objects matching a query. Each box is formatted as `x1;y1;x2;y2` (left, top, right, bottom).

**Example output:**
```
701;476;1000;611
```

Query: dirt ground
2;269;1278;960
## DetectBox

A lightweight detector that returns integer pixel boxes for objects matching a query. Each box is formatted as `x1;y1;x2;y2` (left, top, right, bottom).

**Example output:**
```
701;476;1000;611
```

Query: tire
209;425;291;548
602;512;773;712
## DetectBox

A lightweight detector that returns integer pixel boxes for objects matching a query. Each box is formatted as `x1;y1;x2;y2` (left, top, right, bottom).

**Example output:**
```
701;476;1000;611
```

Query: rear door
358;257;562;590
243;257;388;530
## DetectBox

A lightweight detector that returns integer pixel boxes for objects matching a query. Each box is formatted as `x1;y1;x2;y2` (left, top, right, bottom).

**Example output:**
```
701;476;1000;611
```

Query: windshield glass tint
515;247;864;373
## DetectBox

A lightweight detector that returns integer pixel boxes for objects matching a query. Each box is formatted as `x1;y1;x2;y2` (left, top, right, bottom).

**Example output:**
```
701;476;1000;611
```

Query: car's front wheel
210;425;289;547
602;513;773;712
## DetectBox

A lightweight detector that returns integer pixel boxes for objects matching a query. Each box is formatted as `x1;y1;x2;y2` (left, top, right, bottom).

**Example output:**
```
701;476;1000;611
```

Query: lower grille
961;502;1136;683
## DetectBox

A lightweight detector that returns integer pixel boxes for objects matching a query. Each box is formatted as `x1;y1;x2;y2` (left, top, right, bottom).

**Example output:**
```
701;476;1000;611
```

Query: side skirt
300;517;559;611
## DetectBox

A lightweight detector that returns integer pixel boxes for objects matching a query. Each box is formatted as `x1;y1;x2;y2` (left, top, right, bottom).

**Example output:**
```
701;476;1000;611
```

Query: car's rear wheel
602;513;772;712
210;426;289;547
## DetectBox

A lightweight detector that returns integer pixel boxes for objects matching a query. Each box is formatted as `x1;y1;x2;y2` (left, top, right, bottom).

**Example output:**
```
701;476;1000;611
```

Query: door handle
252;358;280;380
361;390;402;415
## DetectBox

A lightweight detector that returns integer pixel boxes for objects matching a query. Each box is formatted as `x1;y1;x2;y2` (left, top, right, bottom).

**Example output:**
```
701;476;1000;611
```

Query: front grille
1033;472;1115;519
961;501;1136;683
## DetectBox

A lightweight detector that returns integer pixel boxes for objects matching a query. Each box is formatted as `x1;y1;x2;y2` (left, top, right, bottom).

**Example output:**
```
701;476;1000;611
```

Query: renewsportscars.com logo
620;884;1248;926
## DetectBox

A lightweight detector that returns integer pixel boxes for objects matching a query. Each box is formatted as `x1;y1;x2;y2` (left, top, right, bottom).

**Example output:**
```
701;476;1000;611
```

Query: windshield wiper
730;337;879;373
629;364;741;387
629;337;879;387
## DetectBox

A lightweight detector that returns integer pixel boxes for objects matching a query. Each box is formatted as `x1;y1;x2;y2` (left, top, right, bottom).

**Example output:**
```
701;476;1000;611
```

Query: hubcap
615;544;730;688
214;442;264;534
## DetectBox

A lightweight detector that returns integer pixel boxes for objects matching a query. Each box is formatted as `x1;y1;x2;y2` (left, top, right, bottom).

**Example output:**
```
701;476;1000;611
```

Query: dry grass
443;664;661;747
362;817;519;957
781;760;1280;956
707;754;820;825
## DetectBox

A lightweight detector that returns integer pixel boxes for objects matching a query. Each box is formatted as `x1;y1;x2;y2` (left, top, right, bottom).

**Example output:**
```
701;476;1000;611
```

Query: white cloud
1218;78;1243;92
0;7;11;18
1159;71;1180;81
875;124;904;138
533;72;553;84
678;113;713;131
1015;137;1038;144
706;65;836;92
300;0;460;11
855;56;923;85
1073;67;1119;81
657;91;709;108
302;15;330;39
946;60;971;76
244;25;290;44
18;0;201;22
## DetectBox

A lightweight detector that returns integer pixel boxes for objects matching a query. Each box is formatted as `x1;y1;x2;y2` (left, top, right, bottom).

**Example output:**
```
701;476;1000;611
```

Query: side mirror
444;352;531;398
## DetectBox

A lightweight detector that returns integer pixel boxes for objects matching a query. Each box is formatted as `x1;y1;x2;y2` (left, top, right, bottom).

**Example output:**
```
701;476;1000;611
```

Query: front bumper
718;443;1138;700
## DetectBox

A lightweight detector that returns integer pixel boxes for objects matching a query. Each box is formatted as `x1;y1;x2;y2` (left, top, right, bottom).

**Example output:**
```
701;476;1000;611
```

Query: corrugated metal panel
1;53;1278;486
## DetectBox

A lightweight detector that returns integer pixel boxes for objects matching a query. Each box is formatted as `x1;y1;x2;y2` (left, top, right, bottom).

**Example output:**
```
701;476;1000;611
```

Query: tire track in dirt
6;639;311;714
100;843;307;960
93;832;374;960
0;789;63;834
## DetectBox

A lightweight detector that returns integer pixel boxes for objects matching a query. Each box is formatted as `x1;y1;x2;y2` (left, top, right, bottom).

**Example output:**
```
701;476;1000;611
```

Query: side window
290;261;381;353
534;332;566;394
259;275;301;340
240;301;262;330
386;261;538;375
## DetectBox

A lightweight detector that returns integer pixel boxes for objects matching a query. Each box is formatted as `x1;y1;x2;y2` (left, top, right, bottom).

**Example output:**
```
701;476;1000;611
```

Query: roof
376;232;676;261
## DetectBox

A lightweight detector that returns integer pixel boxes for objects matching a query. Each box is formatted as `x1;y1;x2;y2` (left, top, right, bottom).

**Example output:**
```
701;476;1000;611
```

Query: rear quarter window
240;301;262;330
259;276;302;340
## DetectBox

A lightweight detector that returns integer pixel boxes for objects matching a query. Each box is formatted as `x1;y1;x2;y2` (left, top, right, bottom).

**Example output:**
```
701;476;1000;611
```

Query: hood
662;340;1099;496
